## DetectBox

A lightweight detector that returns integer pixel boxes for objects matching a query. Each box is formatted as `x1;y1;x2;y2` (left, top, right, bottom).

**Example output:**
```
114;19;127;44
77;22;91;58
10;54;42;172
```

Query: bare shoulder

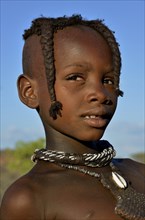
0;162;63;220
0;174;43;220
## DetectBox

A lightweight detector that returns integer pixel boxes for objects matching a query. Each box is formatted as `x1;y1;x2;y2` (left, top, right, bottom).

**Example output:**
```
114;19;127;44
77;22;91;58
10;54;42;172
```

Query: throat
45;126;103;153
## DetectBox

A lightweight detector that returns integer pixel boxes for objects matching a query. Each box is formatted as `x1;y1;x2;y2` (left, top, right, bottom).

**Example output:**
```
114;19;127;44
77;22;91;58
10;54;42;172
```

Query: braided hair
23;14;123;119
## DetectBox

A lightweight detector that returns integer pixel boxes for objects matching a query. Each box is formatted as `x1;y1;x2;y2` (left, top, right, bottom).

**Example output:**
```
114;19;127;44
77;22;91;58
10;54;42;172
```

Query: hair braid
23;15;123;119
40;19;63;119
24;18;63;119
87;20;123;96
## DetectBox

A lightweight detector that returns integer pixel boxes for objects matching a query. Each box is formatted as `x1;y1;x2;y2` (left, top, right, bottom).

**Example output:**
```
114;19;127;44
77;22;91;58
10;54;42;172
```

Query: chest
35;161;145;220
43;174;123;220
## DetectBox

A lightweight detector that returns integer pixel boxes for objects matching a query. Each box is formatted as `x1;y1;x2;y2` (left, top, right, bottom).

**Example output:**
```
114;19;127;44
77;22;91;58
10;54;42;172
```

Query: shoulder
0;175;43;220
0;162;60;220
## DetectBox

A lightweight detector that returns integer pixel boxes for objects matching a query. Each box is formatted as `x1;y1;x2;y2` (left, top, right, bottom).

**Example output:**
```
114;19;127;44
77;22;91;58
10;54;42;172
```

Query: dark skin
0;26;145;220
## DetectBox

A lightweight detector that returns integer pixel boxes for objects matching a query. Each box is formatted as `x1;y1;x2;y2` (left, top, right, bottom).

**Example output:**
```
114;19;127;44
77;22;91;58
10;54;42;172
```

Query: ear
17;74;39;109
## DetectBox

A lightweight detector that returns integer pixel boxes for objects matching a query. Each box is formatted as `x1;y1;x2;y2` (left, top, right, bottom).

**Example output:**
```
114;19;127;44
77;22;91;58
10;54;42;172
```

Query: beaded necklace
31;142;145;220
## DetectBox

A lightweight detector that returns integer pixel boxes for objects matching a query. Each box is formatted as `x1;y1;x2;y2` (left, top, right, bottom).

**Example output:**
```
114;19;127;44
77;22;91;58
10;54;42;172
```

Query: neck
44;125;101;154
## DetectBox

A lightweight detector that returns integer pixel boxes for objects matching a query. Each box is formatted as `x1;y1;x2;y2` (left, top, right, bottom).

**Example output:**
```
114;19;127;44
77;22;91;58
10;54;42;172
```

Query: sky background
0;0;144;158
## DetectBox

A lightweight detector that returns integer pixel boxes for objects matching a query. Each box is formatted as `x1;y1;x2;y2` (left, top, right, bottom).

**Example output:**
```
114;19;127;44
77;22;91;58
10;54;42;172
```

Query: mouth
81;111;111;128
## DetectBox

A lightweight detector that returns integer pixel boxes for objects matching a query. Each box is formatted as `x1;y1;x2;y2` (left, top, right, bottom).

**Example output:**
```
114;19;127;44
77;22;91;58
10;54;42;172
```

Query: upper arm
0;183;43;220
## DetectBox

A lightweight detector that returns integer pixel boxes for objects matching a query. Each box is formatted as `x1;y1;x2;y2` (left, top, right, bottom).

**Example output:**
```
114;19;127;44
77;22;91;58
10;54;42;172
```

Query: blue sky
0;0;144;158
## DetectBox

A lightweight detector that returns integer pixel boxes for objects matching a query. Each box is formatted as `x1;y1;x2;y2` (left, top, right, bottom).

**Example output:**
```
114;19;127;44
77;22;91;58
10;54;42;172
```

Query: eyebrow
64;62;113;74
64;62;92;70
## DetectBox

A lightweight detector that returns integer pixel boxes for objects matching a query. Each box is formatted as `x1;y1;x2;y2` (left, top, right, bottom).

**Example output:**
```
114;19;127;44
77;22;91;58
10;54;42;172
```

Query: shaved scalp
22;35;45;81
23;14;123;119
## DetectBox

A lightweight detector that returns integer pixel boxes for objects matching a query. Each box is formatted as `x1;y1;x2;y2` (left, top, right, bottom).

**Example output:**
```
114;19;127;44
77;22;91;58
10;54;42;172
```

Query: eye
103;78;114;85
66;73;84;81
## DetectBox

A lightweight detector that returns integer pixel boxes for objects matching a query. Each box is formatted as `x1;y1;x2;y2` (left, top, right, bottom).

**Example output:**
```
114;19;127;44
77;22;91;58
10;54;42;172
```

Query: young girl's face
39;26;118;141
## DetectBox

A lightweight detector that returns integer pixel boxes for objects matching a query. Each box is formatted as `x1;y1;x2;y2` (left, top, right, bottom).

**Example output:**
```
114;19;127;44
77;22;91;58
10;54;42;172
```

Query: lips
81;110;111;128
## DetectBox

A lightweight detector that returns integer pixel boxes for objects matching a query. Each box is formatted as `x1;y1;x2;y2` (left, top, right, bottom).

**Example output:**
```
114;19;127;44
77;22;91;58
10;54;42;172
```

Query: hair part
23;14;123;119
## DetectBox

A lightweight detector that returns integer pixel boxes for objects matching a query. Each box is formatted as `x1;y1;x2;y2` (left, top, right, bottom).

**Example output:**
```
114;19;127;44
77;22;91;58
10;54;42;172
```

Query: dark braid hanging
40;19;63;119
23;15;123;119
88;20;123;96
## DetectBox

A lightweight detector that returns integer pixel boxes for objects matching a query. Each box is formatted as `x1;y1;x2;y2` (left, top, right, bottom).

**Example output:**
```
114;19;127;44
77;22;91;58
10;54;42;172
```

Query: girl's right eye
66;74;84;81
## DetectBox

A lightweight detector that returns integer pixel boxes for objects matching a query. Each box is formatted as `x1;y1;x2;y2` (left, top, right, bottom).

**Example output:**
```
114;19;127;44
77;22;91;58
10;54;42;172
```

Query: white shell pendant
112;172;127;189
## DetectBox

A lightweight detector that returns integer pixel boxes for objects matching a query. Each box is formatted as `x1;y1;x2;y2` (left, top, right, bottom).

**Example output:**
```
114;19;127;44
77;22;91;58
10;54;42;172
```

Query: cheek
112;96;118;113
55;84;82;110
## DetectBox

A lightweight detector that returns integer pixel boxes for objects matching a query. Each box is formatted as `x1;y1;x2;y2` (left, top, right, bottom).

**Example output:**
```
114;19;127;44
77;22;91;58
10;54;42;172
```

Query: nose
85;81;111;105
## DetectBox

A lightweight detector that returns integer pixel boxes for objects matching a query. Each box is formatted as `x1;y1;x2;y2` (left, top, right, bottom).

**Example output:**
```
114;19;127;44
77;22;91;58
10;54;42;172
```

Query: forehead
54;25;109;49
23;25;112;81
55;25;103;39
53;25;112;70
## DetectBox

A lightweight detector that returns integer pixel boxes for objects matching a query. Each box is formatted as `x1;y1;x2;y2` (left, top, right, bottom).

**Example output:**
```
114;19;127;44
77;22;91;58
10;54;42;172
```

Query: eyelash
66;74;84;81
66;74;114;85
103;78;114;85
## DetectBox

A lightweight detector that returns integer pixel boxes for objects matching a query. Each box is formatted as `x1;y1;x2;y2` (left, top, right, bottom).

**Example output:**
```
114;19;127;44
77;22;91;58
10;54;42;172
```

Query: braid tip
49;101;63;119
116;88;124;97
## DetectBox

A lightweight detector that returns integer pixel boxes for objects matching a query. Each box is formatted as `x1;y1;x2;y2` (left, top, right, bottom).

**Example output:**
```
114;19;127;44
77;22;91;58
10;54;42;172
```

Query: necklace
31;140;116;167
60;162;145;220
31;141;145;220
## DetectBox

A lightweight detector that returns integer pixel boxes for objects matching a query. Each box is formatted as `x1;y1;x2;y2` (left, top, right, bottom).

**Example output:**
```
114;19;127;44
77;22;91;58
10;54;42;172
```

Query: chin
75;130;105;142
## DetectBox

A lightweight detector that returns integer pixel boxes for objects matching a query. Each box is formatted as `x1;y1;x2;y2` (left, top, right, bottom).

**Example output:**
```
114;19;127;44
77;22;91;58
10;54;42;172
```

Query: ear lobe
17;74;39;109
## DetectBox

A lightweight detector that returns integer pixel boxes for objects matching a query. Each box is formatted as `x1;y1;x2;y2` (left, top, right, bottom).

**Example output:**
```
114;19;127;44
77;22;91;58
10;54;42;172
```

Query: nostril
89;96;112;105
85;84;112;104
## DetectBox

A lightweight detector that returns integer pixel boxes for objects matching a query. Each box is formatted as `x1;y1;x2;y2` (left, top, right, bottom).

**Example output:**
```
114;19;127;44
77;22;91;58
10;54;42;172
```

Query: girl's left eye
103;78;114;85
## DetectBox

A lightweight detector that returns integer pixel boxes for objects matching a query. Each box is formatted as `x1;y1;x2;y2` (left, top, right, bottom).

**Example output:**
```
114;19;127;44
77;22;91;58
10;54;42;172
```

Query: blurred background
0;0;144;202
